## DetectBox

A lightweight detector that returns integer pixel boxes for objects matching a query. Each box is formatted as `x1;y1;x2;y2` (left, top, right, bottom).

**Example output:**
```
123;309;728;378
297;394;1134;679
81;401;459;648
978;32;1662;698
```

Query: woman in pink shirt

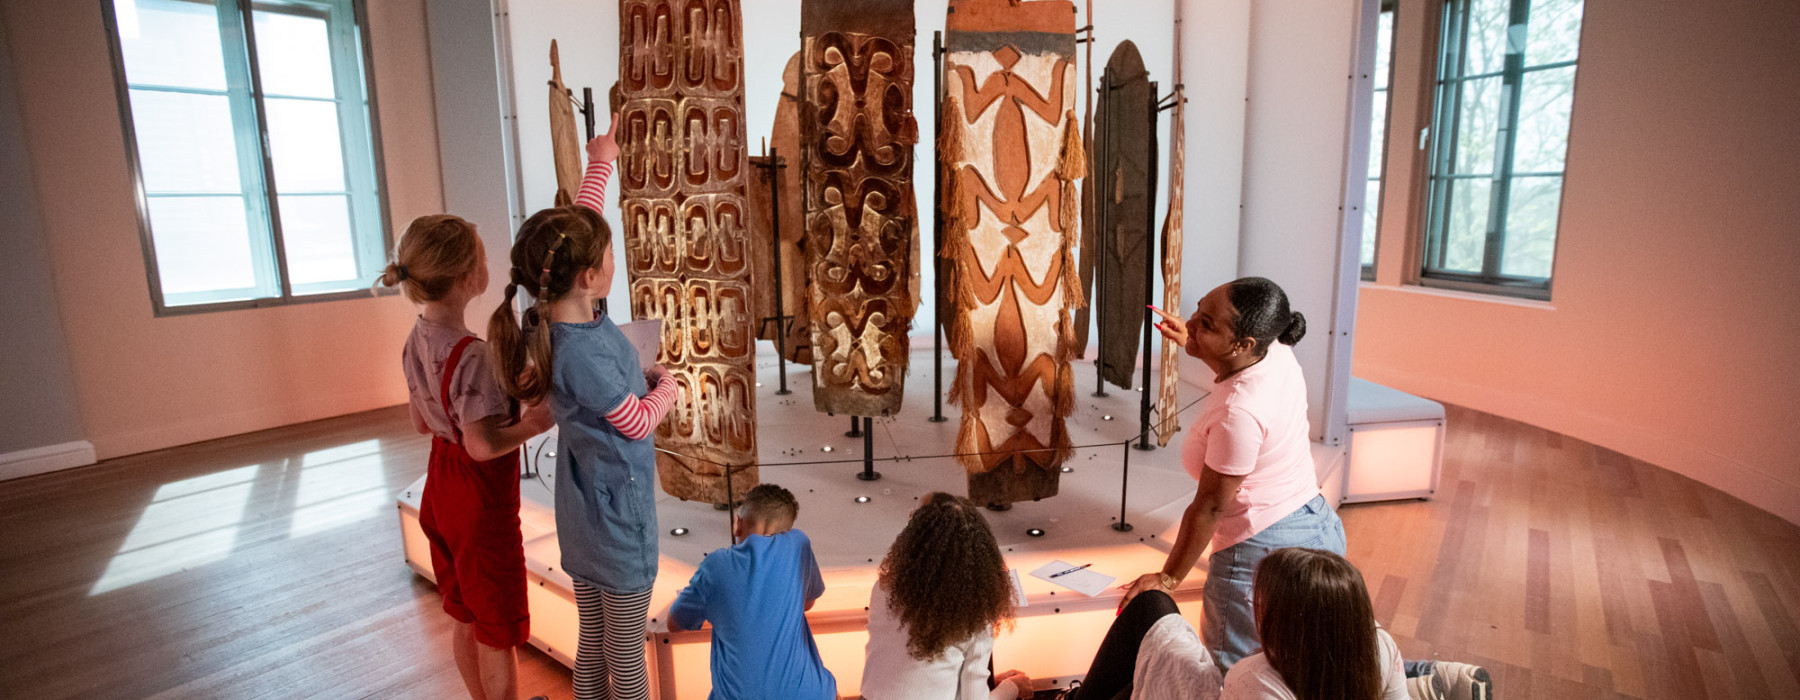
1124;277;1346;671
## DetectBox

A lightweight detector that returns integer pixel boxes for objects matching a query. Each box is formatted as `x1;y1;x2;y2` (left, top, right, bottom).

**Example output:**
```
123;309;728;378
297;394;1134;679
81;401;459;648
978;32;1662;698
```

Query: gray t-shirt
401;316;514;441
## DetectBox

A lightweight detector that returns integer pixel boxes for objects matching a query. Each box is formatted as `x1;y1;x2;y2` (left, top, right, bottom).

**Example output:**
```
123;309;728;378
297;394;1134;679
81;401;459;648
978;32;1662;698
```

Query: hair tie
394;264;409;282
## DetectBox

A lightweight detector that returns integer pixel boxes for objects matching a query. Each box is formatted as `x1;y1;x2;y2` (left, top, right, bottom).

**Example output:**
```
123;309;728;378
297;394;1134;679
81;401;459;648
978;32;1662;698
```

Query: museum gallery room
2;0;1796;698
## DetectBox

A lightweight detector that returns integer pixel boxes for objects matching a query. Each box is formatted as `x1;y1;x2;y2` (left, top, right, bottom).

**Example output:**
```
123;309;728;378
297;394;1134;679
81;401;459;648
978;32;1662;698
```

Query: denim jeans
1201;494;1347;671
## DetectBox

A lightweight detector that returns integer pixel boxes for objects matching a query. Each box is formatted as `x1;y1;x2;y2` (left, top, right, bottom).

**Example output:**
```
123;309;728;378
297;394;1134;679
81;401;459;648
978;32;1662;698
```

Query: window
1421;0;1582;298
1361;1;1397;281
104;0;388;312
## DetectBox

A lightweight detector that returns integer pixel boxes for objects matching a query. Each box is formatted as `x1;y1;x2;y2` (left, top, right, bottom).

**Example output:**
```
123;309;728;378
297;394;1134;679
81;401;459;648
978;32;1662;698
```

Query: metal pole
1112;440;1133;532
769;145;792;395
1137;82;1159;452
846;415;863;438
856;417;881;481
725;462;737;544
930;30;948;424
1092;77;1111;398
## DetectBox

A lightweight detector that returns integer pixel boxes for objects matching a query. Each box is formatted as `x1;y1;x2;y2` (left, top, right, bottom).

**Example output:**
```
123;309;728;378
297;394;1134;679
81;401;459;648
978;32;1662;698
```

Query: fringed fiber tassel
955;411;984;473
940;95;966;164
1060;232;1084;310
1058;109;1086;179
1049;416;1074;469
1054;361;1075;418
1058;179;1078;235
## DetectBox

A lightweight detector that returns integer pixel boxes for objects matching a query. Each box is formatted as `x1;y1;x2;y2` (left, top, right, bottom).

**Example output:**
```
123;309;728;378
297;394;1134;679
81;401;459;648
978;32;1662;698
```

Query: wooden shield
747;52;811;364
942;0;1084;505
1094;41;1155;390
617;0;757;504
801;0;919;417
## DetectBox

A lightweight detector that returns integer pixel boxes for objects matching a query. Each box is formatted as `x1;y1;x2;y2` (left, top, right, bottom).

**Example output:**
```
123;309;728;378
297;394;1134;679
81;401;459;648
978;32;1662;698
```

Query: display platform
397;347;1346;699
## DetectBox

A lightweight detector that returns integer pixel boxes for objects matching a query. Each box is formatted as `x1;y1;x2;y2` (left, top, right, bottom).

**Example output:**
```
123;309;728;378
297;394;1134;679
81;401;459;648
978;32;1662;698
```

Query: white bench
1339;378;1444;504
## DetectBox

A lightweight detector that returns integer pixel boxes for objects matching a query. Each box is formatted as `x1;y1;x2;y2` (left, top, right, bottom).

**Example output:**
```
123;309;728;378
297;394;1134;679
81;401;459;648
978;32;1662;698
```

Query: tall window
1361;1;1397;281
1422;0;1582;298
104;0;387;312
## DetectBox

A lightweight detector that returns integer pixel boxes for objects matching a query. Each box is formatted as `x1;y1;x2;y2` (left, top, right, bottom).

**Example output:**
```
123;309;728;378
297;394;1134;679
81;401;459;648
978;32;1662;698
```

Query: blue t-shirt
670;529;836;700
550;313;658;593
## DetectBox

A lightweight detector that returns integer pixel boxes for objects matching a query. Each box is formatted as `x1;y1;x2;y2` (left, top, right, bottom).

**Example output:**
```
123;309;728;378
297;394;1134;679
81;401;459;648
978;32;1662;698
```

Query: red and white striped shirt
572;155;671;440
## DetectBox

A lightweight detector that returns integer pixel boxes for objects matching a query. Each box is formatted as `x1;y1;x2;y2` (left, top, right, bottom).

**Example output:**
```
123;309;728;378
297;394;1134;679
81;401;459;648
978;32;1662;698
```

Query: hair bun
1279;311;1307;346
379;262;406;287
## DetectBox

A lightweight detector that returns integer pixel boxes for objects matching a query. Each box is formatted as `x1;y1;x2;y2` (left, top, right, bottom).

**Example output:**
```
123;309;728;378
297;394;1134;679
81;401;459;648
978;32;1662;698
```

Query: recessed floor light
670;527;689;536
854;496;871;504
1102;415;1113;421
1061;466;1074;473
1027;528;1045;537
822;446;834;453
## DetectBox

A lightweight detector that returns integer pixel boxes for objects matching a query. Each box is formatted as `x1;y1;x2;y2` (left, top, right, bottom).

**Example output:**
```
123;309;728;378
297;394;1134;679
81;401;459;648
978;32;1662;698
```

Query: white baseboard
0;440;97;481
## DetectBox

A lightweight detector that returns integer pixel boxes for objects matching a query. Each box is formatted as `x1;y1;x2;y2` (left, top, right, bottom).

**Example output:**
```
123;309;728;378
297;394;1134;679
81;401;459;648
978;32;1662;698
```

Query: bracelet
1158;572;1179;590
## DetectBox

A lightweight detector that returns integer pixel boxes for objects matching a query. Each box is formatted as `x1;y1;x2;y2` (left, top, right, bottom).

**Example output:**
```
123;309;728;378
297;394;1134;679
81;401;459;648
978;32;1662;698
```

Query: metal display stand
929;30;949;424
751;146;795;396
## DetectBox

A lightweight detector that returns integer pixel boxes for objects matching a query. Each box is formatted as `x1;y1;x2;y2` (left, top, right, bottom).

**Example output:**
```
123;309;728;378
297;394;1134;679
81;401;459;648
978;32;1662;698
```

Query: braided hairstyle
877;492;1016;661
1225;276;1307;357
377;215;481;303
487;205;611;404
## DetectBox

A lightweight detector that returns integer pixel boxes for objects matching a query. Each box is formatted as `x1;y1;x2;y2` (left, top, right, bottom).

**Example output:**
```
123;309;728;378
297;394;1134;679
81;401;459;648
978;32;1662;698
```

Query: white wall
1234;0;1375;444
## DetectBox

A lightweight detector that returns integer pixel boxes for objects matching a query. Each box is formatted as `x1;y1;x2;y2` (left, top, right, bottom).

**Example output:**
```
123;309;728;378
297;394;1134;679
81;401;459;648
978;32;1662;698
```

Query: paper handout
1029;559;1118;598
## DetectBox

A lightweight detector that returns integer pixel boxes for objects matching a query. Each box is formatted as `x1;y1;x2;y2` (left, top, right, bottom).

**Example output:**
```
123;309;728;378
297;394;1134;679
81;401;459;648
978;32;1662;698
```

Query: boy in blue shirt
669;484;836;699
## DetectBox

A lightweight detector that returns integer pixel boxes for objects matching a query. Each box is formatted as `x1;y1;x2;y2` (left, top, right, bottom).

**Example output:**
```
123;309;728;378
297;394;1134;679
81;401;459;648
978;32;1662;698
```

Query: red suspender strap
439;336;477;441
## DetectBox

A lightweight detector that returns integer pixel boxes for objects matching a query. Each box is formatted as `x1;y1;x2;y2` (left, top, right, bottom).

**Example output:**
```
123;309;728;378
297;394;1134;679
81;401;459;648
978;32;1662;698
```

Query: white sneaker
1406;661;1492;700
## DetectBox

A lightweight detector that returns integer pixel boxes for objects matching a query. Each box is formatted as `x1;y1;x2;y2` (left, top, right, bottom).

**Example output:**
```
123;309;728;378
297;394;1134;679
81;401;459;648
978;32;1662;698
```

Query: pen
1049;563;1093;579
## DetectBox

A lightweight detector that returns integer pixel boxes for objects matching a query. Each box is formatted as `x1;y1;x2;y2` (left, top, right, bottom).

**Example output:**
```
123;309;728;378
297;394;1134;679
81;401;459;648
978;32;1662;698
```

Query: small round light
755;382;764;388
670;527;689;536
822;446;834;453
1102;415;1113;421
854;496;871;504
546;451;556;458
1061;466;1074;473
1027;528;1046;537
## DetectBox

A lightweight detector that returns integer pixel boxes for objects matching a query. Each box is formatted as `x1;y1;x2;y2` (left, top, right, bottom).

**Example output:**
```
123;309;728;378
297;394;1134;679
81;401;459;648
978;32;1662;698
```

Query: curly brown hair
877;492;1015;661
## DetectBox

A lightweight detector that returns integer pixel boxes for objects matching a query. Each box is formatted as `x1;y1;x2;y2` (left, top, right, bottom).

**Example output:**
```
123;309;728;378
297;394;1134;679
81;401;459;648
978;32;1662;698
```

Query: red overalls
417;336;529;648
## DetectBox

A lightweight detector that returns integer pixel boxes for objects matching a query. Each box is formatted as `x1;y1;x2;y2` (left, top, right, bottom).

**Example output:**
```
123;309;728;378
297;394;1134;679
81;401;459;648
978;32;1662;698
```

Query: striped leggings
572;581;653;700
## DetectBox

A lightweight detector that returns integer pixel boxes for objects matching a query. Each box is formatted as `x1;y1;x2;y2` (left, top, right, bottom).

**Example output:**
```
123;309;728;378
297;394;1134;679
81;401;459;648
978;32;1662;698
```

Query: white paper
1009;569;1029;607
1029;559;1117;598
617;319;663;371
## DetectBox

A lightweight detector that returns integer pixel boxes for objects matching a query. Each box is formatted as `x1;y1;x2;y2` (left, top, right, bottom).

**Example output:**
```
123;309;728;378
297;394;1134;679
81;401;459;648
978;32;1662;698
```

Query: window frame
101;0;395;317
1362;0;1399;282
1419;0;1577;300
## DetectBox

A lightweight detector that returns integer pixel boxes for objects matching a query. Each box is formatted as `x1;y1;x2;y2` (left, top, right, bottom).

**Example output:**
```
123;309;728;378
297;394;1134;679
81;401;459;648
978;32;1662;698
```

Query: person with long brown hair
1221;547;1405;700
861;492;1035;699
383;213;554;700
488;119;675;700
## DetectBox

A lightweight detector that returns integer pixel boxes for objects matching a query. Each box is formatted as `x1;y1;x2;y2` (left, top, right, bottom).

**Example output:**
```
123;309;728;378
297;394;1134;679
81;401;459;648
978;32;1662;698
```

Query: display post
856;417;880;481
930;29;948;424
580;86;606;317
1112;439;1134;532
1136;82;1160;451
1092;78;1111;398
768;146;792;395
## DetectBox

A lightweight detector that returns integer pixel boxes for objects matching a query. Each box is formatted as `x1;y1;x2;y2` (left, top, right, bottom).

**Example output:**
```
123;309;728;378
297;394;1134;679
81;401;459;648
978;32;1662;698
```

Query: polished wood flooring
2;403;1797;698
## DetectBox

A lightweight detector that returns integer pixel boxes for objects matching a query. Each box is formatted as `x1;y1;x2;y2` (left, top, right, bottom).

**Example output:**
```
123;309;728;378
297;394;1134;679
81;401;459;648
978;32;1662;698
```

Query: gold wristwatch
1157;572;1179;590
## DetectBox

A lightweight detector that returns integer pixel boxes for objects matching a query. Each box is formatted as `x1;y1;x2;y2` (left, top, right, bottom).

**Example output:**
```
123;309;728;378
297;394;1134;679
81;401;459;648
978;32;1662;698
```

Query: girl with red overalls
383;215;554;700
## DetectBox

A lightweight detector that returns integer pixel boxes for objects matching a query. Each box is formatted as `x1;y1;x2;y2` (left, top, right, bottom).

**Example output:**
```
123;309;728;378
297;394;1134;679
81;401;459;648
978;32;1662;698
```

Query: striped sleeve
574;159;614;215
602;374;676;441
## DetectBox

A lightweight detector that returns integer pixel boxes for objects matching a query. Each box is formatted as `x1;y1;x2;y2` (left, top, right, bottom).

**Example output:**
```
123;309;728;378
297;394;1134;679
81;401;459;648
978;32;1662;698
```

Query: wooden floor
2;403;1797;699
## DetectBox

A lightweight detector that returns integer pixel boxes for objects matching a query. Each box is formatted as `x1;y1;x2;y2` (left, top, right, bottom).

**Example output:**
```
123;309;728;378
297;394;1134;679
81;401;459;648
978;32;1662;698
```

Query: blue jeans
1201;494;1347;671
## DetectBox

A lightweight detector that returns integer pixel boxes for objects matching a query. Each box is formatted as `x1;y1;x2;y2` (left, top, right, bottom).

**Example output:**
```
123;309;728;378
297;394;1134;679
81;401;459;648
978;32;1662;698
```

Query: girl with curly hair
861;492;1035;699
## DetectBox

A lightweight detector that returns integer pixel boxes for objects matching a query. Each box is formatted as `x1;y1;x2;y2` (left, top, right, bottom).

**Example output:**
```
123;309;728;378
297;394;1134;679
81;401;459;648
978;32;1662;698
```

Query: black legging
1068;590;1182;700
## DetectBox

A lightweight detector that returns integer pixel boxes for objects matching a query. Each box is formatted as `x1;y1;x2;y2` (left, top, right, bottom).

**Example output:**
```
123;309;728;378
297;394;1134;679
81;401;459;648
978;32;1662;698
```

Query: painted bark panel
942;0;1084;505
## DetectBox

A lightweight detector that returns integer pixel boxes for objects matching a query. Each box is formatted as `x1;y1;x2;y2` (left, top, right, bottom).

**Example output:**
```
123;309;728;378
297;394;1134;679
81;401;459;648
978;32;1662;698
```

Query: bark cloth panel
801;0;920;418
941;0;1084;505
617;0;757;504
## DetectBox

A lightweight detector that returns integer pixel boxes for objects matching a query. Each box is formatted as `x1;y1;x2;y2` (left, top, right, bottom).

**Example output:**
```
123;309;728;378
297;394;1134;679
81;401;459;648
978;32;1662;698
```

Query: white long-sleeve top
860;584;1019;700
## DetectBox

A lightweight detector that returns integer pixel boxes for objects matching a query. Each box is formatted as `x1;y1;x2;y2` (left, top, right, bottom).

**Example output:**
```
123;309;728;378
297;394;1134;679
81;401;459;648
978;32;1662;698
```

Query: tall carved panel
801;0;919;417
942;0;1084;506
1094;41;1154;390
617;0;756;504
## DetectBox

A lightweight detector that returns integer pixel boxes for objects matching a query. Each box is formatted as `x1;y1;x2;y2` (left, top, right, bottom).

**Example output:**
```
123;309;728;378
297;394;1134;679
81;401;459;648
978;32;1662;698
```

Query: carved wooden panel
746;52;811;364
942;0;1083;505
1094;41;1154;390
618;0;756;504
801;0;919;418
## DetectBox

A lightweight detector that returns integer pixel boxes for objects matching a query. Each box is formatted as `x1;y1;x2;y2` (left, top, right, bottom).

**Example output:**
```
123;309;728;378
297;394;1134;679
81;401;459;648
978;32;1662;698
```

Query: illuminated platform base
396;349;1346;699
1340;378;1445;504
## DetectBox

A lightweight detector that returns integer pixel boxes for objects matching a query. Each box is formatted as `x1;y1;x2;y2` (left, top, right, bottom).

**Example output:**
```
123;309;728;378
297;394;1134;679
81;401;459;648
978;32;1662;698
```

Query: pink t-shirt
1181;342;1319;552
401;316;514;442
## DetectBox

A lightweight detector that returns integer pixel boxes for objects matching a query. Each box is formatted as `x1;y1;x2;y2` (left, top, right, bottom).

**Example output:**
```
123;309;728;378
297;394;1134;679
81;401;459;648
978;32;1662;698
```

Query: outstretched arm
1119;466;1246;610
575;114;620;215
